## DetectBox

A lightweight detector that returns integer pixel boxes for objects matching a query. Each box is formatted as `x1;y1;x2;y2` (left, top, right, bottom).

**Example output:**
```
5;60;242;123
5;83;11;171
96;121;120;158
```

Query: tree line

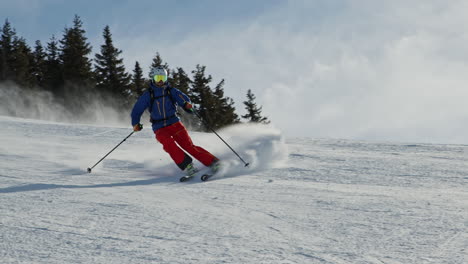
0;15;268;130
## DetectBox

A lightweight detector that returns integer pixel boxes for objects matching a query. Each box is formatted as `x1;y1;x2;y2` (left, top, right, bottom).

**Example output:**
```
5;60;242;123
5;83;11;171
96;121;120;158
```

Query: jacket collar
150;81;169;91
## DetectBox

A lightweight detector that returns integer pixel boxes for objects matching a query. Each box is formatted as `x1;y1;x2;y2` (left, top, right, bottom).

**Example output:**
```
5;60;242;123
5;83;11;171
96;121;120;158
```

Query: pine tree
242;89;269;123
43;35;63;95
94;25;131;99
190;65;240;130
150;52;169;71
10;36;34;87
31;40;47;87
211;79;239;129
131;61;145;97
0;19;16;81
190;64;215;131
170;67;191;94
59;15;93;87
170;67;194;128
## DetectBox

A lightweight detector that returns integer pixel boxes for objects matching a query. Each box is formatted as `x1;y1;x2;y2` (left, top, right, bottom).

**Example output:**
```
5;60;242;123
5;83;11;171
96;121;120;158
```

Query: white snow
0;116;467;263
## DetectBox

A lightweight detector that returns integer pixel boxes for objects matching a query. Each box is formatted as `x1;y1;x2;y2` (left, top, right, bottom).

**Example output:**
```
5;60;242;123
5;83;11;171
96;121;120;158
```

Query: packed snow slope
0;116;467;264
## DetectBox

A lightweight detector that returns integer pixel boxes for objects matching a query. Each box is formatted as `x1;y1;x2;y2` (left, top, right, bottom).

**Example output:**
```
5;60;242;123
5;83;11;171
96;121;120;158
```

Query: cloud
116;0;468;143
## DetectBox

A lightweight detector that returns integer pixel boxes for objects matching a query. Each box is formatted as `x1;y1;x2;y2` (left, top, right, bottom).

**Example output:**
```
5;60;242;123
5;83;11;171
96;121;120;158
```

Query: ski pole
87;131;135;173
192;109;250;167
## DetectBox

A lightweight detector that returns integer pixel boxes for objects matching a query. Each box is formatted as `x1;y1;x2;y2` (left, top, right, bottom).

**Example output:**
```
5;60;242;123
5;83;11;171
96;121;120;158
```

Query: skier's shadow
0;176;175;194
0;165;180;194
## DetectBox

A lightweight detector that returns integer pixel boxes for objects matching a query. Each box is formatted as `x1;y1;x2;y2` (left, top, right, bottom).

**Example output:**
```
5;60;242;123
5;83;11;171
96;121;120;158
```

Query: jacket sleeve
131;91;151;126
170;88;191;107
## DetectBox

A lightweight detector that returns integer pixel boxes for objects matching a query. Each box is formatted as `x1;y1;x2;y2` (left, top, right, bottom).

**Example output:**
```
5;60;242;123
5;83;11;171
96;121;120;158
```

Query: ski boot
179;163;199;182
201;159;221;181
209;159;221;174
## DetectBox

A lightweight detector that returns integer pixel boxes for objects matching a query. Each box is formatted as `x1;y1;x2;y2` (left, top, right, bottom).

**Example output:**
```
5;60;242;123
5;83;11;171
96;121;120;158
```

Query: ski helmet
150;67;168;83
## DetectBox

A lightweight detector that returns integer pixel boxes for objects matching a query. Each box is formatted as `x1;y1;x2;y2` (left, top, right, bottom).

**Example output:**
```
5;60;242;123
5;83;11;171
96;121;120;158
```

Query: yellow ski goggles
154;74;167;83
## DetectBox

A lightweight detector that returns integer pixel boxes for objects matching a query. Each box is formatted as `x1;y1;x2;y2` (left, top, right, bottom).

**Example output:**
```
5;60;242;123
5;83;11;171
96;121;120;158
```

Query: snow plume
73;122;289;178
0;82;131;127
200;123;288;179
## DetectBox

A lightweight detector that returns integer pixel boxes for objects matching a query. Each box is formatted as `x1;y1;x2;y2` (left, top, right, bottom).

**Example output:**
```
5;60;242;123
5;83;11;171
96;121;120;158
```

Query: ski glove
184;102;194;113
133;123;143;132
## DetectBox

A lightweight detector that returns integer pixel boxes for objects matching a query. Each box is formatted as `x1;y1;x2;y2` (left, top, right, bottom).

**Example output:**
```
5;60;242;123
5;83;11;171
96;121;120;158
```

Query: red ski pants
155;122;217;170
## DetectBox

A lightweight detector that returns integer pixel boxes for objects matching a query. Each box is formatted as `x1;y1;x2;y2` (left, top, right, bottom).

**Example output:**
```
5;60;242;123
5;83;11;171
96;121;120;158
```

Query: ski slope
0;116;466;264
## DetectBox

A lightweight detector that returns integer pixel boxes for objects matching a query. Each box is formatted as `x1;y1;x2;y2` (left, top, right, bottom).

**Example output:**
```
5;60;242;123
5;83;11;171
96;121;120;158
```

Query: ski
180;162;221;182
201;173;214;181
179;175;194;182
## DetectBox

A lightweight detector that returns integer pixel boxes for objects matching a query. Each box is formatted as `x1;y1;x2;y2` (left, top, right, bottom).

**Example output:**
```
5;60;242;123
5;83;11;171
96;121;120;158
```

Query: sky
2;0;468;144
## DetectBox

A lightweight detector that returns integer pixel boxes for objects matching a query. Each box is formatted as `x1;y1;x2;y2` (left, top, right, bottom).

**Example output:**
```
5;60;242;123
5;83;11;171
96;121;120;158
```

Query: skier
131;67;219;180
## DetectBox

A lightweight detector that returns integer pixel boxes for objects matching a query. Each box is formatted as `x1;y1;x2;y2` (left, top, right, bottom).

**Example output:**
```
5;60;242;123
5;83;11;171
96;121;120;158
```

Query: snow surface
0;116;467;264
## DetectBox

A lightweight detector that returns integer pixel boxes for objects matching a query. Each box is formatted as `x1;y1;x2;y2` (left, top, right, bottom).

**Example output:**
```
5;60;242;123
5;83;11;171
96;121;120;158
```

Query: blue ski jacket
131;82;191;131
